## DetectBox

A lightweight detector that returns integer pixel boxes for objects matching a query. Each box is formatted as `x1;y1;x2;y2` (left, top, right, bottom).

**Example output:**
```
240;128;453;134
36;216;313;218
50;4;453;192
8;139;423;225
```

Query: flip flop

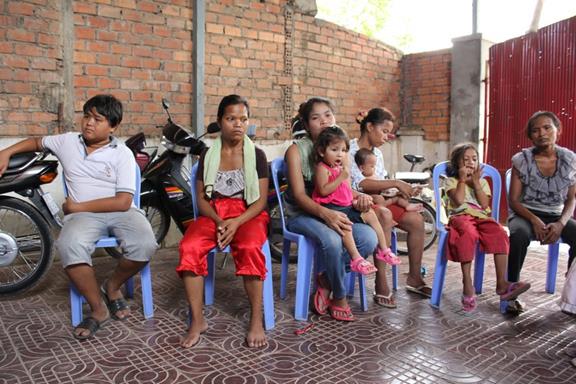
499;281;531;301
313;274;331;315
406;284;432;298
328;304;355;322
73;316;108;340
100;284;130;321
373;292;397;308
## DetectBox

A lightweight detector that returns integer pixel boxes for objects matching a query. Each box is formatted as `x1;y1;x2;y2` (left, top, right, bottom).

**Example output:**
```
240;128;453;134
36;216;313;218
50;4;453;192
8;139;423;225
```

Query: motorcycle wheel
268;199;297;263
0;197;53;295
395;199;437;255
105;199;171;258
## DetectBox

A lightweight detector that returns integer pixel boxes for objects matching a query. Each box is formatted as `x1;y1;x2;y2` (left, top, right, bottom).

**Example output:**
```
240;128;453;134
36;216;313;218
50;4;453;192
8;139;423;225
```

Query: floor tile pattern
1;244;575;383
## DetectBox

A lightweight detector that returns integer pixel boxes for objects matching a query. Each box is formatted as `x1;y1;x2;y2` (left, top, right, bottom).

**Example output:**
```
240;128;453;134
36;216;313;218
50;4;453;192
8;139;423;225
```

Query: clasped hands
532;218;563;244
215;218;241;249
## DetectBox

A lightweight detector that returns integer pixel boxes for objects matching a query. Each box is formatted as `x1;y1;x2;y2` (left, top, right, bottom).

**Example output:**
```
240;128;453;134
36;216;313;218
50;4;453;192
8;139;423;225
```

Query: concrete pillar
449;34;492;155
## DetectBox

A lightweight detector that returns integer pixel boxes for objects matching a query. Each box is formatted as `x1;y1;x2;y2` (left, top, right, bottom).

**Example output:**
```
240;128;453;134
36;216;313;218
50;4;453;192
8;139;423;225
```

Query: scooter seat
7;152;37;170
403;154;425;164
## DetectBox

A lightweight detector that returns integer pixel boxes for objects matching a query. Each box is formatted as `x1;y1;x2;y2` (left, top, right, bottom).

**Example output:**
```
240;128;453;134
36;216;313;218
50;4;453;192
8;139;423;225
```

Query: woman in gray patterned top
508;111;576;310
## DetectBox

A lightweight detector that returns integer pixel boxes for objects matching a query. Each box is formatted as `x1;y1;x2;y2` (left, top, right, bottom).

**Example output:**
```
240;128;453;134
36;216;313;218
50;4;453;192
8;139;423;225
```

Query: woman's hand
542;221;563;244
216;218;241;249
530;217;549;242
395;180;415;198
352;193;373;212
320;208;353;236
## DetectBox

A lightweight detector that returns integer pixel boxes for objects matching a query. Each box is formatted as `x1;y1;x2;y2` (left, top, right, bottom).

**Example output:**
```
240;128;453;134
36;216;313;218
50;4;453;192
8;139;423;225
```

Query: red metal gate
485;16;576;218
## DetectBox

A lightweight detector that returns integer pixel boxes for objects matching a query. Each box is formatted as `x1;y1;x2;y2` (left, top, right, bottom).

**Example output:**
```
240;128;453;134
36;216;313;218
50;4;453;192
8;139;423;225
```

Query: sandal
498;281;531;301
313;274;331;315
100;284;130;321
375;248;401;266
461;295;477;312
350;258;378;275
73;316;107;340
328;304;355;322
373;292;397;308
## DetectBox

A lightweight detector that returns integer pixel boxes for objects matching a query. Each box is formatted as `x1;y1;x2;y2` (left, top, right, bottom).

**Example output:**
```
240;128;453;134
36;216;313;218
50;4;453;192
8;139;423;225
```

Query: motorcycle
393;154;438;254
104;99;219;258
0;151;62;294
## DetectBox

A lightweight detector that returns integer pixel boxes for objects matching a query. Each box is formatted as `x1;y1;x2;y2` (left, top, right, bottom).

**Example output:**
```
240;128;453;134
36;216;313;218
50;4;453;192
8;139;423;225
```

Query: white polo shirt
42;133;136;207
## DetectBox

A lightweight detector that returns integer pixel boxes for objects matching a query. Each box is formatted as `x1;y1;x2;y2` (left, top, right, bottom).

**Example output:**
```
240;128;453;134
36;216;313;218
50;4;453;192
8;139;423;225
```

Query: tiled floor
1;244;575;384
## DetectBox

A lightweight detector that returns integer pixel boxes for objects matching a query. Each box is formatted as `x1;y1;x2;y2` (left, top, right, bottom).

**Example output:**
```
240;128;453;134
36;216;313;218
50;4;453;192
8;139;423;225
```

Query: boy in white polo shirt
0;94;157;340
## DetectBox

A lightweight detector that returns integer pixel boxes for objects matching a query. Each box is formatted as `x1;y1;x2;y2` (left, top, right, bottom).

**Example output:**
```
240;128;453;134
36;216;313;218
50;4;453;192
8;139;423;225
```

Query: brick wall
400;50;451;141
291;12;401;138
0;0;408;140
0;0;63;136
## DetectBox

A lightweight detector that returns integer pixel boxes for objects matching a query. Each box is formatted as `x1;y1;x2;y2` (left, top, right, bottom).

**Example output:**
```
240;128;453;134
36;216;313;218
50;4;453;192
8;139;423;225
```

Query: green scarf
203;135;260;205
296;134;314;182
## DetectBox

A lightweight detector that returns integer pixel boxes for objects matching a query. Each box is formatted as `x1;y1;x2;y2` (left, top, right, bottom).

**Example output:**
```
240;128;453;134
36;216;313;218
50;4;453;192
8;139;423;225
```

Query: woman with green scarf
177;95;270;349
284;97;378;322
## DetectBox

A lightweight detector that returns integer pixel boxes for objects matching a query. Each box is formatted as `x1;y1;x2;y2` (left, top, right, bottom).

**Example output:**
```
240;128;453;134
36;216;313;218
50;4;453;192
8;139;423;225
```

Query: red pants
446;215;509;263
177;198;270;280
388;203;406;221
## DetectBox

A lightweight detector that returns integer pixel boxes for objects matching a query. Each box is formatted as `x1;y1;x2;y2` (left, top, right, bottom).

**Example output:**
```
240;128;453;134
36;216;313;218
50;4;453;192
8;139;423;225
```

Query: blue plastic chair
429;161;501;308
505;169;562;294
270;158;398;321
189;163;275;330
69;164;154;327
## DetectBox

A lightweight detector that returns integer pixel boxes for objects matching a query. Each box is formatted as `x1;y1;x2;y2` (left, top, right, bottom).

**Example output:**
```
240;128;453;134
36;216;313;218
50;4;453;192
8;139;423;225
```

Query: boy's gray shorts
56;208;158;268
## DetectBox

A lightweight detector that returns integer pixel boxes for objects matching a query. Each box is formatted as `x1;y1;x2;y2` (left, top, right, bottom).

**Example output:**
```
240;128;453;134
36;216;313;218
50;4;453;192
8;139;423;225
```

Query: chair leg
70;284;84;327
358;273;368;311
280;238;291;300
346;272;356;298
125;276;135;299
205;251;216;305
391;231;399;291
294;237;315;321
140;263;154;319
546;241;560;294
430;232;448;308
474;244;485;295
262;240;275;330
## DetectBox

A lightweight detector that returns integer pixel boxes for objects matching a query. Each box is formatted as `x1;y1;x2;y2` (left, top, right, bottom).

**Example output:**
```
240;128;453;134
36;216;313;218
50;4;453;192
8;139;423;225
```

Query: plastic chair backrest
432;161;502;230
270;158;288;231
62;163;141;208
190;162;199;218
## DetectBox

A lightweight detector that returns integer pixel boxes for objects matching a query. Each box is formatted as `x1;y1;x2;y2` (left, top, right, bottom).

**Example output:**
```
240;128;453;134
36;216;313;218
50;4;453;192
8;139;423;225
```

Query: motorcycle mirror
206;122;220;134
161;98;173;123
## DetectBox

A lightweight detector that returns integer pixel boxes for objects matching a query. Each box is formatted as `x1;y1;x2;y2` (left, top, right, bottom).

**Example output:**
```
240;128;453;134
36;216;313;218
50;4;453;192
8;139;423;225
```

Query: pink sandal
461;295;477;312
375;248;401;266
328;304;355;322
350;258;378;275
313;274;331;315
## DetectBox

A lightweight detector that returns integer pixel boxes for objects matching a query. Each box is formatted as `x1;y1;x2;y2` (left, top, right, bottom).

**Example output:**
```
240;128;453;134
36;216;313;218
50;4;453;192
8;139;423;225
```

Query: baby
354;148;422;212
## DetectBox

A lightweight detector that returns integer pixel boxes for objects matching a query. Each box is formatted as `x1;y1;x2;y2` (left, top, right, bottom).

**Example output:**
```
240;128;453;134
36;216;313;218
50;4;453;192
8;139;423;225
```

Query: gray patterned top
511;145;576;215
213;169;245;198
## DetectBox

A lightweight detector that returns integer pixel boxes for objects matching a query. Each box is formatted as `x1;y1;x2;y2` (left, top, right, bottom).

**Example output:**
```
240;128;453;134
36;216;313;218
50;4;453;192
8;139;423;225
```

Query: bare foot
405;203;423;212
180;321;208;348
246;323;267;348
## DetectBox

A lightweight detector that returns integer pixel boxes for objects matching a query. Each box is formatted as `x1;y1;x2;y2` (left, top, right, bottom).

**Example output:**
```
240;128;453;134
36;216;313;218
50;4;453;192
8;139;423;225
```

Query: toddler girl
312;126;400;274
444;143;530;312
